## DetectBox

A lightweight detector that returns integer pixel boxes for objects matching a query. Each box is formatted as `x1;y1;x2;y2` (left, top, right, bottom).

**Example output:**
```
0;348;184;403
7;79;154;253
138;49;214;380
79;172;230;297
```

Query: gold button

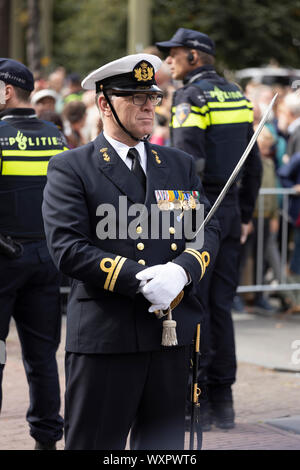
137;242;144;251
171;243;177;251
136;226;143;234
138;259;146;265
169;227;176;235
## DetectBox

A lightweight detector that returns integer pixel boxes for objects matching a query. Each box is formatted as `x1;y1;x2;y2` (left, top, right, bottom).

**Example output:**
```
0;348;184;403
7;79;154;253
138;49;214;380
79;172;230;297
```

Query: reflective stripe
171;112;210;129
2;160;50;175
171;101;253;129
172;104;209;115
210;108;253;124
2;149;65;157
191;104;209;114
207;99;253;109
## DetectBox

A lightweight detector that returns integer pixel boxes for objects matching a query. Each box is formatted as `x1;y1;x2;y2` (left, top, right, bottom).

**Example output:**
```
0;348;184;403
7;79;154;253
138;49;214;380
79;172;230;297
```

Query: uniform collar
94;132;169;206
183;65;217;85
103;130;147;173
0;107;37;120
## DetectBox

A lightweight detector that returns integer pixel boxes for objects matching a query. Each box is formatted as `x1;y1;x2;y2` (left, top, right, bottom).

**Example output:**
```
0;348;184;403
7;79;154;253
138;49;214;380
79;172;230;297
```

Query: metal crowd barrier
59;187;300;298
237;187;300;294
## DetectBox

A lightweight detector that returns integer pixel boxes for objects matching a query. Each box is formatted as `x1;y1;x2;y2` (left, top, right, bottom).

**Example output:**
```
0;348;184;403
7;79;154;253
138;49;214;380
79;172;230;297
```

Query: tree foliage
53;0;128;77
151;0;300;70
52;0;300;76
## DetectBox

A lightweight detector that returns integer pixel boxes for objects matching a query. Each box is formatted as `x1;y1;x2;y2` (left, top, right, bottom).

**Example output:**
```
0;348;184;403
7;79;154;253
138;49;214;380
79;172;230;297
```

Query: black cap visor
155;40;184;52
109;84;162;94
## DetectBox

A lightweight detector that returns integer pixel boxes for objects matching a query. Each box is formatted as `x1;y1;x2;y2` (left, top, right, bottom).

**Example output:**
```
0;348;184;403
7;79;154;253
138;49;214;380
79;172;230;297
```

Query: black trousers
64;346;190;450
197;202;240;402
0;240;63;443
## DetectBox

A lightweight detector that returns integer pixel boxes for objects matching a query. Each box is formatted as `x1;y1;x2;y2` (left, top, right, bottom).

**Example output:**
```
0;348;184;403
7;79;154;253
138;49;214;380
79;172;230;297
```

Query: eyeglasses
111;93;163;106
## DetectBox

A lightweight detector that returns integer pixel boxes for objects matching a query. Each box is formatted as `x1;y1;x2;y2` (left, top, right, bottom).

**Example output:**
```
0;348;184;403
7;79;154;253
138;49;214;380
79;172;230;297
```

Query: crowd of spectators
31;66;102;149
236;80;300;314
30;54;300;315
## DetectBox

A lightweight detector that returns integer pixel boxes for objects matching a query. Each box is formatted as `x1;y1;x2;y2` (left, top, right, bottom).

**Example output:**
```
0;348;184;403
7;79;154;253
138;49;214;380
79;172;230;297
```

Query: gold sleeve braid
100;256;127;292
184;249;210;280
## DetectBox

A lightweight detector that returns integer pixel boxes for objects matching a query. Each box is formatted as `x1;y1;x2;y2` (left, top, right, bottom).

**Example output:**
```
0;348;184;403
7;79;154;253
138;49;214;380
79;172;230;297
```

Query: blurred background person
31;89;58;118
32;71;49;93
63;100;87;148
246;83;287;168
236;123;292;314
149;112;169;146
81;90;102;142
144;46;174;147
250;127;280;312
38;110;65;136
279;90;300;158
278;146;300;314
48;67;67;114
63;72;83;104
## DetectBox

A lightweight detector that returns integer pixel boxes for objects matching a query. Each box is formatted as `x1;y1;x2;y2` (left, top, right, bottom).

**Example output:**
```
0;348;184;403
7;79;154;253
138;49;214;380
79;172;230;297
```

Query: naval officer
42;53;220;450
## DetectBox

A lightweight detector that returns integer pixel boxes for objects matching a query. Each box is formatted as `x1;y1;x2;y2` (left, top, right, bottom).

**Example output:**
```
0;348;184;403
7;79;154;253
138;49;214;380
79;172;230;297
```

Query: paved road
1;313;300;451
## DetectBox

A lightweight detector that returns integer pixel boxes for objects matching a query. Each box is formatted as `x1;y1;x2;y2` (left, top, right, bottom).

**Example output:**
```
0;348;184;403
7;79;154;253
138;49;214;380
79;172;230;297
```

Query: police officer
42;53;220;450
0;59;66;449
156;28;262;430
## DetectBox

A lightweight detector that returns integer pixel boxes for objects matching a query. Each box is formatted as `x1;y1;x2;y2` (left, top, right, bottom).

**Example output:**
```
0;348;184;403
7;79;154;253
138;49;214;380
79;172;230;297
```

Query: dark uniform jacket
278;152;300;227
170;65;262;223
0;108;67;239
42;132;220;354
287;124;300;159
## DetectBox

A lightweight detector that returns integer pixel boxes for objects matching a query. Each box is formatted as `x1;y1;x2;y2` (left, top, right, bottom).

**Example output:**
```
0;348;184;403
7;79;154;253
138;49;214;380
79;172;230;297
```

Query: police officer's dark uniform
156;29;262;429
42;53;220;450
0;59;66;449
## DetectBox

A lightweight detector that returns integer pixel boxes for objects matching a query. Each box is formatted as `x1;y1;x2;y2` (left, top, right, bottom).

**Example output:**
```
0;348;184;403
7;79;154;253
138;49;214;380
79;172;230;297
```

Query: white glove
136;262;188;312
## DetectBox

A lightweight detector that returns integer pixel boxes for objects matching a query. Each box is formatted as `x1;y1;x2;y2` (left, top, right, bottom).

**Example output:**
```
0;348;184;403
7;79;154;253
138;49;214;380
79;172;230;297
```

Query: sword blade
194;93;278;237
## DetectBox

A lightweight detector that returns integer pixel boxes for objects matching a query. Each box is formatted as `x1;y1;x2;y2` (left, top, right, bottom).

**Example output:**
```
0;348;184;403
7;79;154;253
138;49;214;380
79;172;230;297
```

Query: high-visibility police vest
0;108;68;239
170;66;256;191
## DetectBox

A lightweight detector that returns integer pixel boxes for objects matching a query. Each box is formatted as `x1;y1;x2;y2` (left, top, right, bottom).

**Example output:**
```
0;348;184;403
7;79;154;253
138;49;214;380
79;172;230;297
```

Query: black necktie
127;148;146;194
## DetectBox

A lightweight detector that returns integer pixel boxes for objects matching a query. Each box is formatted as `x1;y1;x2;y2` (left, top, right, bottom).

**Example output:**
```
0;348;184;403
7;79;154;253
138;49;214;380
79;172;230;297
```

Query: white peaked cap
81;54;162;92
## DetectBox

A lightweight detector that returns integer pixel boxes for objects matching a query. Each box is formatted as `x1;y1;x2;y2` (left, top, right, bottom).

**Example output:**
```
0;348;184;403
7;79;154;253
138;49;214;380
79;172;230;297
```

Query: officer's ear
98;94;112;117
3;83;14;102
187;49;198;66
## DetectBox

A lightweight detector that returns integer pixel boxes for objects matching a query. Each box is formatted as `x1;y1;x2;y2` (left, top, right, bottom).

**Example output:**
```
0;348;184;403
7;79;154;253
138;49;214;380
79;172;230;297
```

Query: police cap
0;58;34;91
156;28;215;56
82;54;162;94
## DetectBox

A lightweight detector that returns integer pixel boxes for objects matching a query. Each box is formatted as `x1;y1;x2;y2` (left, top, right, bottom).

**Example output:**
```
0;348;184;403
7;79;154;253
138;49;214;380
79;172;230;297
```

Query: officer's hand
136;279;147;293
136;262;188;312
240;222;252;244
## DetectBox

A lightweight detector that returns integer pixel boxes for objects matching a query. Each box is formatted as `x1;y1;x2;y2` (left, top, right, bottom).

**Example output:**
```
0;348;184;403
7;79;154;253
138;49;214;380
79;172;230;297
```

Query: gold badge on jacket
100;147;110;162
151;149;161;164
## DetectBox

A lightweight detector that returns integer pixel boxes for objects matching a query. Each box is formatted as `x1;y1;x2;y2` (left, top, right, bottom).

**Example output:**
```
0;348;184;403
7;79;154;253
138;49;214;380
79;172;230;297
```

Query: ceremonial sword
187;94;278;448
192;93;278;238
157;94;278;345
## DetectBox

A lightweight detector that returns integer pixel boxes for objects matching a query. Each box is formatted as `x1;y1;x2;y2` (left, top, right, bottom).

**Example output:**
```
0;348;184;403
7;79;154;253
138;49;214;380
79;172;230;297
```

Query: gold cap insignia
133;61;154;83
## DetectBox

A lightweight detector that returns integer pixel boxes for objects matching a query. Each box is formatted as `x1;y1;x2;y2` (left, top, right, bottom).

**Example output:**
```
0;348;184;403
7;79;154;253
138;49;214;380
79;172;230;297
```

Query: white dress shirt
103;131;147;174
